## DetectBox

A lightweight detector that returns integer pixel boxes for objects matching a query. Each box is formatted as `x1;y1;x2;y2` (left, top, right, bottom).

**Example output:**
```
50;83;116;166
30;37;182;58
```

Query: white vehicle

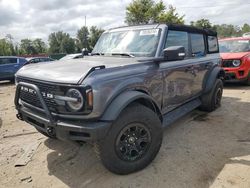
243;32;250;37
60;53;83;60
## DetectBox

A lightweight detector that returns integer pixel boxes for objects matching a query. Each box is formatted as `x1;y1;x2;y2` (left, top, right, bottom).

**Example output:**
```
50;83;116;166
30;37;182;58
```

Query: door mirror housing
163;46;185;61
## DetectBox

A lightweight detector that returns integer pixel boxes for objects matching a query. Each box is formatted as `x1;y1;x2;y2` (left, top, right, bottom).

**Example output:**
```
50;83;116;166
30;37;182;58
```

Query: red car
219;37;250;85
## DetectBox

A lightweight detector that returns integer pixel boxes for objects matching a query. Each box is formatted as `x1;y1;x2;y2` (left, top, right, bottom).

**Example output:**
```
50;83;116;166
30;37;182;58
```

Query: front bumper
15;82;111;142
223;68;249;82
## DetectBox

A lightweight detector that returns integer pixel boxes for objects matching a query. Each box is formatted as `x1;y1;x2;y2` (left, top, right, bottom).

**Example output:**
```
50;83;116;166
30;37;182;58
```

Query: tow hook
47;126;55;137
16;113;23;121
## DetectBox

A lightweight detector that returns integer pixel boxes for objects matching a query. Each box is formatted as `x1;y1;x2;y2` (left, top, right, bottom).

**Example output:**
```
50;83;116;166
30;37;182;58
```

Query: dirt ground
0;81;249;188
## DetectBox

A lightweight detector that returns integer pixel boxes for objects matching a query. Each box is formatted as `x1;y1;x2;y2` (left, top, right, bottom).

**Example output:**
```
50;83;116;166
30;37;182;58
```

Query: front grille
222;60;233;67
17;77;61;112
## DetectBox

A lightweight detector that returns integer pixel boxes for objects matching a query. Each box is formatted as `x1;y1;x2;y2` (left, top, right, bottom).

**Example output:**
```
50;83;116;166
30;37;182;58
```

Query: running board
162;99;201;127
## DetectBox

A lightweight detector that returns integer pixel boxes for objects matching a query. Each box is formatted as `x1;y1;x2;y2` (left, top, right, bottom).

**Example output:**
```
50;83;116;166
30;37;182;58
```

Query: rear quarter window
0;58;17;65
207;36;219;53
190;34;205;57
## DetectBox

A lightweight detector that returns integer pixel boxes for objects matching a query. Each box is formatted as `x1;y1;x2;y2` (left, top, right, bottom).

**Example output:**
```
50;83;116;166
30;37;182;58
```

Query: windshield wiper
111;53;135;58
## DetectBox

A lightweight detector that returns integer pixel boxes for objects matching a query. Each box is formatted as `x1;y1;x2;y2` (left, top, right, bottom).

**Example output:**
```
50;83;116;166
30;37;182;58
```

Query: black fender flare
101;90;161;121
203;66;225;94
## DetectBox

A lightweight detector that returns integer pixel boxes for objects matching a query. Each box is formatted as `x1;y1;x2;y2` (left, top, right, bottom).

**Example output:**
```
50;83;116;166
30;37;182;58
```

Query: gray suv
15;24;225;174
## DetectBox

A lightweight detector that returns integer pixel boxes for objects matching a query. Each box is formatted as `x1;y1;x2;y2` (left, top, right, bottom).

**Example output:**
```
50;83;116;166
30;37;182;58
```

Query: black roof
167;24;217;36
108;23;217;36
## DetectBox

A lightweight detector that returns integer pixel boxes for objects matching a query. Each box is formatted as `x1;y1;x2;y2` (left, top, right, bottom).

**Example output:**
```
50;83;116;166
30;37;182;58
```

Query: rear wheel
96;103;163;174
200;79;223;112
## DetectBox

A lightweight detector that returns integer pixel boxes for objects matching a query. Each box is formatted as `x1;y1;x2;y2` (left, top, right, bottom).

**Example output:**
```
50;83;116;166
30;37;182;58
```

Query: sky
0;0;249;42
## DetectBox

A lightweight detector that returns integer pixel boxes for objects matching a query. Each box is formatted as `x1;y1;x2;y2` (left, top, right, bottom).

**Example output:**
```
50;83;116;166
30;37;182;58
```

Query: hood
220;52;250;60
16;56;140;84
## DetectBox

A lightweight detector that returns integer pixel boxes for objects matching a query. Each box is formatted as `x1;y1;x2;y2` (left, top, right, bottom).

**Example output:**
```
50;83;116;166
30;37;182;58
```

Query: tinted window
19;58;27;64
208;36;218;53
165;30;189;54
0;58;17;65
190;34;205;57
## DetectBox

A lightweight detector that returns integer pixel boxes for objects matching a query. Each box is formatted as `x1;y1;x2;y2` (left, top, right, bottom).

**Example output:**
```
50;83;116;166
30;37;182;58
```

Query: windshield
92;28;161;57
219;39;250;53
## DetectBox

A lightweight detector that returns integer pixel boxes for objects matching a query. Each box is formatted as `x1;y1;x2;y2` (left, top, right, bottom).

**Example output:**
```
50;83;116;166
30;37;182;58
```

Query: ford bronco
15;24;224;174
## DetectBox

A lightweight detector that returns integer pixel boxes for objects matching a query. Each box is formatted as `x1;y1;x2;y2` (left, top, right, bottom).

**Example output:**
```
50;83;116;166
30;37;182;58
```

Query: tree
19;39;36;55
0;39;16;56
213;24;241;38
241;23;250;34
125;0;184;25
32;39;47;54
76;26;89;51
88;26;104;50
190;19;213;29
156;5;184;24
48;31;75;53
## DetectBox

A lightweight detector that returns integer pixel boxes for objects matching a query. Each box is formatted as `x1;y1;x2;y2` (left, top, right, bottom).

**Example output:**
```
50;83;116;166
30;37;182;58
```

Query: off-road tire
200;79;223;112
96;103;163;175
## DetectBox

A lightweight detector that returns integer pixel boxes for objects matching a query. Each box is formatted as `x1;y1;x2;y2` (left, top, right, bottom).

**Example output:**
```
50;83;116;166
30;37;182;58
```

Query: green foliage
76;26;89;51
19;38;47;55
76;26;104;52
32;39;47;54
213;24;242;38
48;31;75;54
190;19;250;38
125;0;184;25
89;26;105;50
157;5;184;24
190;19;213;29
0;39;16;56
241;23;250;34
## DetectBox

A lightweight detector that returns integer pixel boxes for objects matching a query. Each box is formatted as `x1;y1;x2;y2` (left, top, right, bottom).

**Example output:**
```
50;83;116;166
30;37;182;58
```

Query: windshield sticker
139;29;159;36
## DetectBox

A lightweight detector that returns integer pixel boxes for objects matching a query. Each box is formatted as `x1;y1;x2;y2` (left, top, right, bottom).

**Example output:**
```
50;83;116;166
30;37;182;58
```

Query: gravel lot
0;82;249;188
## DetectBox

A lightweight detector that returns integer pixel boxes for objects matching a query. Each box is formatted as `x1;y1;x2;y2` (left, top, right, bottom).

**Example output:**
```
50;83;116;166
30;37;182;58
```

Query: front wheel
97;103;163;174
200;79;223;112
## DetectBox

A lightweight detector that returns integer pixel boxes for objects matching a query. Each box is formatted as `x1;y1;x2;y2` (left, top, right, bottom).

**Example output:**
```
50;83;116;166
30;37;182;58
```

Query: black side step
162;98;201;127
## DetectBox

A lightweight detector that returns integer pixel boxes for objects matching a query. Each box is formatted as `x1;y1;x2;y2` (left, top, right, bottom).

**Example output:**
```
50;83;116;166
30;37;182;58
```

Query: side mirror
163;46;185;61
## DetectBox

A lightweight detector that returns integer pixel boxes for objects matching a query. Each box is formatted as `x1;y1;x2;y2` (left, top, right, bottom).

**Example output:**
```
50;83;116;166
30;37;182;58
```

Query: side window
207;36;219;53
0;58;17;65
190;33;205;57
19;58;27;64
165;30;189;55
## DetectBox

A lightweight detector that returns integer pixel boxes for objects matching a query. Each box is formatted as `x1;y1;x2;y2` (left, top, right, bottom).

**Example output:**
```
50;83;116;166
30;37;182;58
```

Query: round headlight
232;60;241;67
66;89;84;111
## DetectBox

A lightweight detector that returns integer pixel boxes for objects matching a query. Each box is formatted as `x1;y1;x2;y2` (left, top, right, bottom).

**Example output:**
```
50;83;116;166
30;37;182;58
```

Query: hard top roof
106;23;217;36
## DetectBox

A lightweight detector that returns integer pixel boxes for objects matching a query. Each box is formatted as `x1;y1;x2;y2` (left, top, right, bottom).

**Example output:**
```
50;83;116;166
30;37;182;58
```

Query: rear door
189;34;217;96
0;58;18;80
